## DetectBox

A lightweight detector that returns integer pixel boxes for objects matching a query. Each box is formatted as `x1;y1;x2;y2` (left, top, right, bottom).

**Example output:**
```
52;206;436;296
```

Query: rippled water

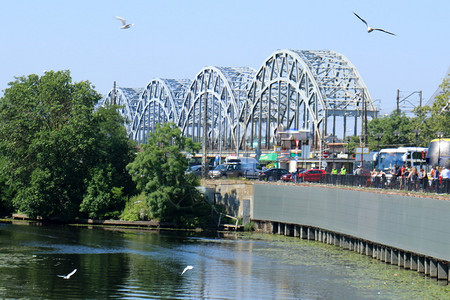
0;221;449;299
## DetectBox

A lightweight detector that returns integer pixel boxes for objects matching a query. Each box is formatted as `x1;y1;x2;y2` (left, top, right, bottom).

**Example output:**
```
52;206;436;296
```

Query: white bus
373;147;428;173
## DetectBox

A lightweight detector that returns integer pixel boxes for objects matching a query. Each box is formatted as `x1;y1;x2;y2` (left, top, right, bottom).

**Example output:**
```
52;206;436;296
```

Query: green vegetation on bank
0;71;213;228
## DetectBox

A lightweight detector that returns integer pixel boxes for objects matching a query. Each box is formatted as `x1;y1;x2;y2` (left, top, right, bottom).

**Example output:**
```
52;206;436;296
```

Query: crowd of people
368;164;450;194
327;164;449;194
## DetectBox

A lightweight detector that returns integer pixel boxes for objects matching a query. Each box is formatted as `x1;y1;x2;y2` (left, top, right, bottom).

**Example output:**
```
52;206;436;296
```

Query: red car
296;169;326;182
281;173;295;182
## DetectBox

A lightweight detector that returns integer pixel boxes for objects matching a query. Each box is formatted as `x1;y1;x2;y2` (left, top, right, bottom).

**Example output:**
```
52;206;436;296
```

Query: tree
126;122;209;227
0;70;136;219
366;111;413;150
366;78;449;149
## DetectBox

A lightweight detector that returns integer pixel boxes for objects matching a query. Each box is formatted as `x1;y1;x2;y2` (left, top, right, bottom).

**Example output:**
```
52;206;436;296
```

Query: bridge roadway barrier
202;180;450;283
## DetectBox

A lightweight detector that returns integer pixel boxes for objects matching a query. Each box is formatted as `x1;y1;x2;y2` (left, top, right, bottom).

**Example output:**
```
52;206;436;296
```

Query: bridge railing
319;174;449;194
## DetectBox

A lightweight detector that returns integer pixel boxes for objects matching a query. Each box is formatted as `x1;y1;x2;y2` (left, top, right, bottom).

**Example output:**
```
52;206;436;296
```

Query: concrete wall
253;184;450;262
201;180;253;222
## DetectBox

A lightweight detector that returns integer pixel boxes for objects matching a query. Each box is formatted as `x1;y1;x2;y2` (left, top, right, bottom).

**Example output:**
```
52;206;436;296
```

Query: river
0;221;448;299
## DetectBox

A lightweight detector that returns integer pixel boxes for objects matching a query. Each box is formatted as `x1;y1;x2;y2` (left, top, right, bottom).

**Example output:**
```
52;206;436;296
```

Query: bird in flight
181;265;194;275
115;16;134;29
353;12;396;36
57;269;77;279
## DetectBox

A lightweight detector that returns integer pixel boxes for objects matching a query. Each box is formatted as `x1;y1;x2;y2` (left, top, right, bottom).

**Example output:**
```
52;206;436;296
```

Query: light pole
375;133;383;149
413;130;420;146
202;82;209;178
394;130;401;147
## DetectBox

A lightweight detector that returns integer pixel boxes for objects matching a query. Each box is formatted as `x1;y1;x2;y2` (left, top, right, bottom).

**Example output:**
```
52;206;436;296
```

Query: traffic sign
355;147;370;154
322;151;329;158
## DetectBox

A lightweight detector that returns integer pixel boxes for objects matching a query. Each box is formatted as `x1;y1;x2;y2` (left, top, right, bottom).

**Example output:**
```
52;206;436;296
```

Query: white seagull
57;269;77;279
181;265;194;275
115;16;134;29
353;12;396;36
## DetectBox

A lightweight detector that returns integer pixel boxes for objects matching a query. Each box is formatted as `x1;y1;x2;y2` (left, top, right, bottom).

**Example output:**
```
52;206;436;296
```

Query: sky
1;0;449;115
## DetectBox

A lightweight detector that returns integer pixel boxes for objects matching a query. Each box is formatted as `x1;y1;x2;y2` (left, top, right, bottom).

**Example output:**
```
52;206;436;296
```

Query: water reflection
0;222;449;299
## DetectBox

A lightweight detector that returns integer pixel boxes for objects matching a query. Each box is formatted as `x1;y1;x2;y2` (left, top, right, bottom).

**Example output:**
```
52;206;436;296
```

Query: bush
120;193;151;221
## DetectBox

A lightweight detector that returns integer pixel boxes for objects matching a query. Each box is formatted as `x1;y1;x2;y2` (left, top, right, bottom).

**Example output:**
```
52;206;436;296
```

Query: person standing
441;165;450;194
390;164;399;189
331;167;338;185
340;165;347;185
418;168;428;192
432;166;440;193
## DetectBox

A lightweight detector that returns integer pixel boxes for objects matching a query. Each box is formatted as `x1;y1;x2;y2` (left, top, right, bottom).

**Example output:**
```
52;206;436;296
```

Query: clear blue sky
1;0;449;114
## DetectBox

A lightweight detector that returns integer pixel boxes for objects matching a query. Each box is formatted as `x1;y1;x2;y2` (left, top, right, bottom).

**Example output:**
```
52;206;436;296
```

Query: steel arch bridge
100;87;143;135
131;78;191;144
98;49;377;153
178;66;256;154
241;49;376;151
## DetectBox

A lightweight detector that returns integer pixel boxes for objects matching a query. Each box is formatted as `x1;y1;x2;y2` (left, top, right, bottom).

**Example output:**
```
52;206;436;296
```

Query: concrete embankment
202;180;450;283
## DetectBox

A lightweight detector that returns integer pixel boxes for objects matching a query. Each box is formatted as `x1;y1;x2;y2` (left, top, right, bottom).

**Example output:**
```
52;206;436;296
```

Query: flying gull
181;265;194;275
57;269;77;279
353;12;396;36
115;16;134;29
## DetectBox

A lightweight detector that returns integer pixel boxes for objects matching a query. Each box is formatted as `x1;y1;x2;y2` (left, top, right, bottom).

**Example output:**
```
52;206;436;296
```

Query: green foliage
243;221;255;231
367;78;449;149
126;122;210;228
120;193;151;221
0;70;136;220
366;111;413;150
80;166;125;219
0;157;14;215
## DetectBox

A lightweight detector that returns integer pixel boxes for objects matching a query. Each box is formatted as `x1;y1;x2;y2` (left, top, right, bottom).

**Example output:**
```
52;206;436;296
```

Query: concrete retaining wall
252;183;450;282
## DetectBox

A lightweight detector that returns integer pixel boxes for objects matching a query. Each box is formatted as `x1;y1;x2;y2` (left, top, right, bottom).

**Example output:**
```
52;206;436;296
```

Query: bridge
98;49;377;153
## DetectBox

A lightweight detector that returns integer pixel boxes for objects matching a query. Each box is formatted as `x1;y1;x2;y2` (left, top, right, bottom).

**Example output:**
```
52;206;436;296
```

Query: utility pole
112;81;117;105
202;79;209;178
396;89;400;113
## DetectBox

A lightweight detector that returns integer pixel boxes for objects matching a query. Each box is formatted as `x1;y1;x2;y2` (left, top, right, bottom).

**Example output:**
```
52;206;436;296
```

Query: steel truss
98;49;376;152
131;79;191;143
178;66;256;153
100;87;143;135
241;49;376;150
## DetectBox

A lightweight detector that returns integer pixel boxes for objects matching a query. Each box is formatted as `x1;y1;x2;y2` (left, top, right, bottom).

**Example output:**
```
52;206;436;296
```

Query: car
259;168;289;181
281;173;294;182
242;168;262;180
209;164;227;178
185;165;203;176
297;169;326;182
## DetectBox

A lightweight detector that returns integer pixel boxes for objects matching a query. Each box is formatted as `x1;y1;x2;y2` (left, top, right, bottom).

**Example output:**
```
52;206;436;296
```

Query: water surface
0;221;448;299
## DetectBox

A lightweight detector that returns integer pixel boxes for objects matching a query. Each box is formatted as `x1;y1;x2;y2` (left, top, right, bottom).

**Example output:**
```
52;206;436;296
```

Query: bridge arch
100;87;143;136
241;49;376;151
130;78;191;143
178;66;256;154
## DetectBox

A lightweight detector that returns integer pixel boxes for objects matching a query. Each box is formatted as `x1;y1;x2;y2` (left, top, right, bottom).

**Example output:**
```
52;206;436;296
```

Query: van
222;156;261;179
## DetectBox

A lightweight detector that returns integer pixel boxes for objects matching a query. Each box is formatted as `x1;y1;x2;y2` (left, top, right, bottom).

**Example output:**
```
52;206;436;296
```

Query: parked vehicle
281;173;295;182
242;167;261;180
185;165;203;176
209;164;227;178
297;169;326;182
259;168;289;181
211;156;262;179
